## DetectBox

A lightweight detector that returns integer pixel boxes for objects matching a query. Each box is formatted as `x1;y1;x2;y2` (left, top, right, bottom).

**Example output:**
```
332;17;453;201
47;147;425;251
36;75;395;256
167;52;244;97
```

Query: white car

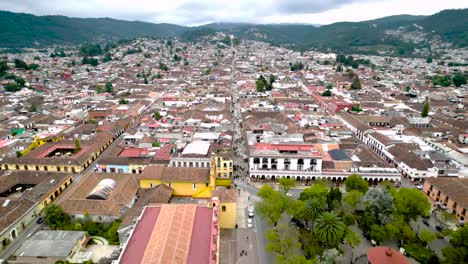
416;185;423;190
247;218;253;228
248;205;254;218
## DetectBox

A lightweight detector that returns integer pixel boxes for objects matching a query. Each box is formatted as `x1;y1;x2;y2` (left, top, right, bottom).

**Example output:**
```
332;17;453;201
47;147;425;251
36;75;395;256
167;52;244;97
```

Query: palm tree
304;197;326;230
315;211;346;248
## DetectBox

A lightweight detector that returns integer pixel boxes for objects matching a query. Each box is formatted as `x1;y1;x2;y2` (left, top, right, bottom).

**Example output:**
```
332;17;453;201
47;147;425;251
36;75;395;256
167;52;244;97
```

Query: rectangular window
222;205;226;212
193;184;197;190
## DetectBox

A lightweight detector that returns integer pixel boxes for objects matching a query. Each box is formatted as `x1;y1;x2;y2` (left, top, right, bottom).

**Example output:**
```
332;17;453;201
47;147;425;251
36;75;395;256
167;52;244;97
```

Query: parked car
36;216;45;224
248;205;254;218
247;218;253;228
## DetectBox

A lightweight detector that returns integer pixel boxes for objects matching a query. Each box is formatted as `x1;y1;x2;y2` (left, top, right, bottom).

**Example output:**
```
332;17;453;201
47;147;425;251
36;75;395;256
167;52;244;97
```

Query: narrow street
0;129;128;261
229;41;275;264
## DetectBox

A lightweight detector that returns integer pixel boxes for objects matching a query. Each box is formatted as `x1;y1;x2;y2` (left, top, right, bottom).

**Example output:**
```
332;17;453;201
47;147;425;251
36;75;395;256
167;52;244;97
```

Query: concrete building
423;177;468;222
248;142;323;180
9;230;88;264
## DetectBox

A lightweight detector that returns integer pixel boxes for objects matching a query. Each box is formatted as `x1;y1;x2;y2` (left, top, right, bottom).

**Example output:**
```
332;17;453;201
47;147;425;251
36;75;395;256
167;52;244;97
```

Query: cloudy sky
1;0;467;26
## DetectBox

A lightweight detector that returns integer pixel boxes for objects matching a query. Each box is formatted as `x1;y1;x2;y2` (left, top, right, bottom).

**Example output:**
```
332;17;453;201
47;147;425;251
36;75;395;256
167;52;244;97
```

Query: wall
219;202;236;229
0;205;39;252
140;180;209;197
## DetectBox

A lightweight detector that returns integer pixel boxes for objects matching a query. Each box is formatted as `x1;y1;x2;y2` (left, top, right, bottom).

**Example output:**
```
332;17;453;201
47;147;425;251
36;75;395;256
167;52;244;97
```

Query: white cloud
1;0;466;25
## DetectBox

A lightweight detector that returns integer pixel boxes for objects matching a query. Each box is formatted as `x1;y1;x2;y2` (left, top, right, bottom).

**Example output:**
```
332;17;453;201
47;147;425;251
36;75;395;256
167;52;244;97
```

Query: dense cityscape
0;2;467;264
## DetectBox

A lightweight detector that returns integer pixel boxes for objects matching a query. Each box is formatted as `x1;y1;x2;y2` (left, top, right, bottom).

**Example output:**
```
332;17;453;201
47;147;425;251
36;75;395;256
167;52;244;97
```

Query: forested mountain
0;11;186;47
1;8;466;56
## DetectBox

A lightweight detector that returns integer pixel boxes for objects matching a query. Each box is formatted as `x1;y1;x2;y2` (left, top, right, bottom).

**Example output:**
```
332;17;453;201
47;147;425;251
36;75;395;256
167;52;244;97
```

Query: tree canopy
452;75;467;87
279;178;295;193
344;174;368;194
421;99;430;117
393;188;431;221
315;212;346;248
363;188;394;225
442;225;468;264
350;76;362;90
14;58;29;69
300;183;328;202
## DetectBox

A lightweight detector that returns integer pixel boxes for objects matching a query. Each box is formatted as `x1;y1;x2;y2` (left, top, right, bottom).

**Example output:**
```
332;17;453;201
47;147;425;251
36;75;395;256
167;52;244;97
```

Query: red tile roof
119;207;161;264
120;204;215;264
368;247;408;264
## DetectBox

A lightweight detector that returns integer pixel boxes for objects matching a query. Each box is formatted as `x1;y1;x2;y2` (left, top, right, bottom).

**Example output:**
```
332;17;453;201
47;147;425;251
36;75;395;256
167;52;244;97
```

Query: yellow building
139;165;216;198
1;132;114;174
212;153;233;179
209;189;237;229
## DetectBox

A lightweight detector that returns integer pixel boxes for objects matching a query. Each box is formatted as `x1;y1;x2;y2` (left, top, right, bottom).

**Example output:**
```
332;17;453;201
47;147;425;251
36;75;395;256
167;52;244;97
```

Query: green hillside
0;8;466;54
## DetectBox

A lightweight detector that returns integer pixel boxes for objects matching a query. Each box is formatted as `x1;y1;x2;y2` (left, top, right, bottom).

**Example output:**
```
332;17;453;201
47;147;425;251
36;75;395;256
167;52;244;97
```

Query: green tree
370;224;388;243
82;57;98;66
153;111;162;120
257;185;294;226
344;190;363;209
16;151;22;157
336;64;343;72
300;183;328;202
44;204;70;229
419;228;435;245
344;174;368;194
105;82;113;93
152;140;160;147
29;103;38;112
266;216;308;263
4;82;21;92
326;187;342;210
350;76;362;90
159;62;169;71
79;44;103;56
315;212;346;248
96;85;103;93
442;225;468;264
426;57;433;63
452;75;467;87
322;89;332;96
119;98;129;104
363;189;394;225
0;60;9;74
14;58;29;69
279;178;295;193
304;197;326;230
256;75;268;92
344;227;361;248
15;77;26;87
405;86;411;92
421;99;430;117
290;62;304;72
29;63;40;70
393;188;431;221
432;75;452;87
74;139;81;154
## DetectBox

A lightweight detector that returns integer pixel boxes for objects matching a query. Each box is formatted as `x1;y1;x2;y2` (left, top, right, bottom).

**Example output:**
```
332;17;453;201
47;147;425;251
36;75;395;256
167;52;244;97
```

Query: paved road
0;222;46;260
234;179;276;264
